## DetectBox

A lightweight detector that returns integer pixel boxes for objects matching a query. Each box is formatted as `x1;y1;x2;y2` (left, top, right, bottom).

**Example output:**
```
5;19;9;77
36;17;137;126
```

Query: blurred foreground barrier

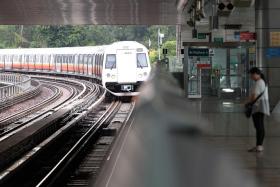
272;100;280;122
94;68;258;187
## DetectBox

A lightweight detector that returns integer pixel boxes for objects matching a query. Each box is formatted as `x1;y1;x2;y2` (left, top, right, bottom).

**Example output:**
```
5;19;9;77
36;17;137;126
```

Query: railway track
0;84;61;126
0;75;105;178
0;97;135;187
0;73;135;187
0;79;41;111
0;78;82;139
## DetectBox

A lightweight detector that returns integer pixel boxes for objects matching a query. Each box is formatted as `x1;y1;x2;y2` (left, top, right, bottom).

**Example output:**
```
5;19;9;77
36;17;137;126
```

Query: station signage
188;48;209;57
240;32;256;41
197;64;211;69
234;32;240;41
197;33;207;39
270;32;280;47
266;48;280;58
214;37;224;43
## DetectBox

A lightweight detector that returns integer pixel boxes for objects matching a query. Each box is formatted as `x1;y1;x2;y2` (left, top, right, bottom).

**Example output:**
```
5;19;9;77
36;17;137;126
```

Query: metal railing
0;73;31;101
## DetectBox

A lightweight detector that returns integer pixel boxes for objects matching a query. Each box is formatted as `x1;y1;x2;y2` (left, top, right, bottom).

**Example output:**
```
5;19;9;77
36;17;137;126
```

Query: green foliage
162;40;176;57
0;25;176;54
149;49;158;64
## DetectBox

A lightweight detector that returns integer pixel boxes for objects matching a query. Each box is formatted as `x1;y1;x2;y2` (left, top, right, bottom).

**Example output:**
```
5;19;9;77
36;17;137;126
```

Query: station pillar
256;0;280;107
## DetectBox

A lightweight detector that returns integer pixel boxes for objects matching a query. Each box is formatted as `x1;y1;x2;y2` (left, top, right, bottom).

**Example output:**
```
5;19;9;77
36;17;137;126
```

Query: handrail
0;73;31;101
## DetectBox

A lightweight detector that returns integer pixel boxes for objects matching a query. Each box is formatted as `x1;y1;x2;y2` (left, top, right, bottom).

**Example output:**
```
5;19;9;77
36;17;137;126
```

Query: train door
96;54;100;78
19;55;23;69
10;55;14;69
88;55;92;76
28;55;34;70
38;55;43;71
1;55;4;69
116;50;137;83
48;55;53;71
62;55;67;72
77;55;82;74
73;55;77;73
84;54;88;75
0;55;3;69
14;55;20;69
68;55;73;73
11;55;15;69
55;55;62;72
26;55;30;70
100;54;104;75
92;54;96;77
5;55;12;69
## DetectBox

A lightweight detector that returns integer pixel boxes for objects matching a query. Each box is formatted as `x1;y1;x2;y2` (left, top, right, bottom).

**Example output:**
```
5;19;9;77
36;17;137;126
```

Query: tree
149;49;158;63
162;40;176;57
0;25;176;50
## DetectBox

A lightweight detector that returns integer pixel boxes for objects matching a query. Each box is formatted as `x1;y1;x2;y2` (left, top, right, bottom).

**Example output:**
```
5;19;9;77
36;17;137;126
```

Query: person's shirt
251;79;270;115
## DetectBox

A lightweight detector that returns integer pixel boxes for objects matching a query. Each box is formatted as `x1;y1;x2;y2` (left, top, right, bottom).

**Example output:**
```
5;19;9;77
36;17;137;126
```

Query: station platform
94;69;280;187
190;98;280;187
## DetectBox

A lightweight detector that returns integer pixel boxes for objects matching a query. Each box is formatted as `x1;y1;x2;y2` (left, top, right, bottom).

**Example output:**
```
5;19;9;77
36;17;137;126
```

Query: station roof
0;0;183;25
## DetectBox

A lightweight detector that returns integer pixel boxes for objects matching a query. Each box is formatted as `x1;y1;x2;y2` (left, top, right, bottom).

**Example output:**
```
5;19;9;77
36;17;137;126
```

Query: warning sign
270;32;280;47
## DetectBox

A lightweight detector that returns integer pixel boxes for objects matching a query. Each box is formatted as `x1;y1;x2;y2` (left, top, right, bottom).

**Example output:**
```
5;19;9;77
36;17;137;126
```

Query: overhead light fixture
227;3;234;10
218;3;226;10
222;88;234;93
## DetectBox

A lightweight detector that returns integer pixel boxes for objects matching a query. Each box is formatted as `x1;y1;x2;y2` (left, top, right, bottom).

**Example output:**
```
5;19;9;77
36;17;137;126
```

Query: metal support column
256;0;280;107
183;47;189;97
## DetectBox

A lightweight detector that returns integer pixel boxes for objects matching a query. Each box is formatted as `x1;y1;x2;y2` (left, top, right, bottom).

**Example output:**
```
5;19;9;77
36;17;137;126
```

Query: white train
0;41;151;96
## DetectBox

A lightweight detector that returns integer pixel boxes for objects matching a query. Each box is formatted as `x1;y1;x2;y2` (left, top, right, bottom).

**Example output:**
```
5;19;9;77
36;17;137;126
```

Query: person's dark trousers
252;112;265;146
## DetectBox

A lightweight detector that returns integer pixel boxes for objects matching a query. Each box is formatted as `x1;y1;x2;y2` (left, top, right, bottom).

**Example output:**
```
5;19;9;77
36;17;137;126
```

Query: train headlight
111;75;116;79
107;73;111;78
138;74;143;78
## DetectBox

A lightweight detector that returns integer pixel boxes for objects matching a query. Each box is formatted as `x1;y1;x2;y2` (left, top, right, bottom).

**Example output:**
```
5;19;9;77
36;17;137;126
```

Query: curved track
0;97;135;187
0;73;137;187
0;78;82;139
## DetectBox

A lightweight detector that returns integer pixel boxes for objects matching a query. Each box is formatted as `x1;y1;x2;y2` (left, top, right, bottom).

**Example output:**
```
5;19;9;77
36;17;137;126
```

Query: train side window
13;55;17;63
137;53;148;68
40;55;43;63
54;55;57;63
68;55;71;64
33;55;36;63
78;54;82;64
96;54;99;75
92;54;95;65
63;55;66;64
105;54;116;69
84;54;88;65
74;55;78;65
69;55;73;64
19;55;22;64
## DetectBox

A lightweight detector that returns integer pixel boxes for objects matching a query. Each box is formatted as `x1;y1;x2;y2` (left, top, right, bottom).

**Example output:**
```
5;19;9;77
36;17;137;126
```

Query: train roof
0;46;107;55
0;41;148;55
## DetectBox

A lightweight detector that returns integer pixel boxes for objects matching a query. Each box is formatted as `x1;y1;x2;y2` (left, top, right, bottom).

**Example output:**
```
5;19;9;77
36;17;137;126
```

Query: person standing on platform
247;67;270;152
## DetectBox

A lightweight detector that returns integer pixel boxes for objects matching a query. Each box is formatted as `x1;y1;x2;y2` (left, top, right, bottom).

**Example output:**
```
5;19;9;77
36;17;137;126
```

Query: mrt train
0;41;151;96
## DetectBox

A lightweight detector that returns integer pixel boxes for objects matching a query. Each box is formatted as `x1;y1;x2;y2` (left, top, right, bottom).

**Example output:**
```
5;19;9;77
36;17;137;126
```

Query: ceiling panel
0;0;180;25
